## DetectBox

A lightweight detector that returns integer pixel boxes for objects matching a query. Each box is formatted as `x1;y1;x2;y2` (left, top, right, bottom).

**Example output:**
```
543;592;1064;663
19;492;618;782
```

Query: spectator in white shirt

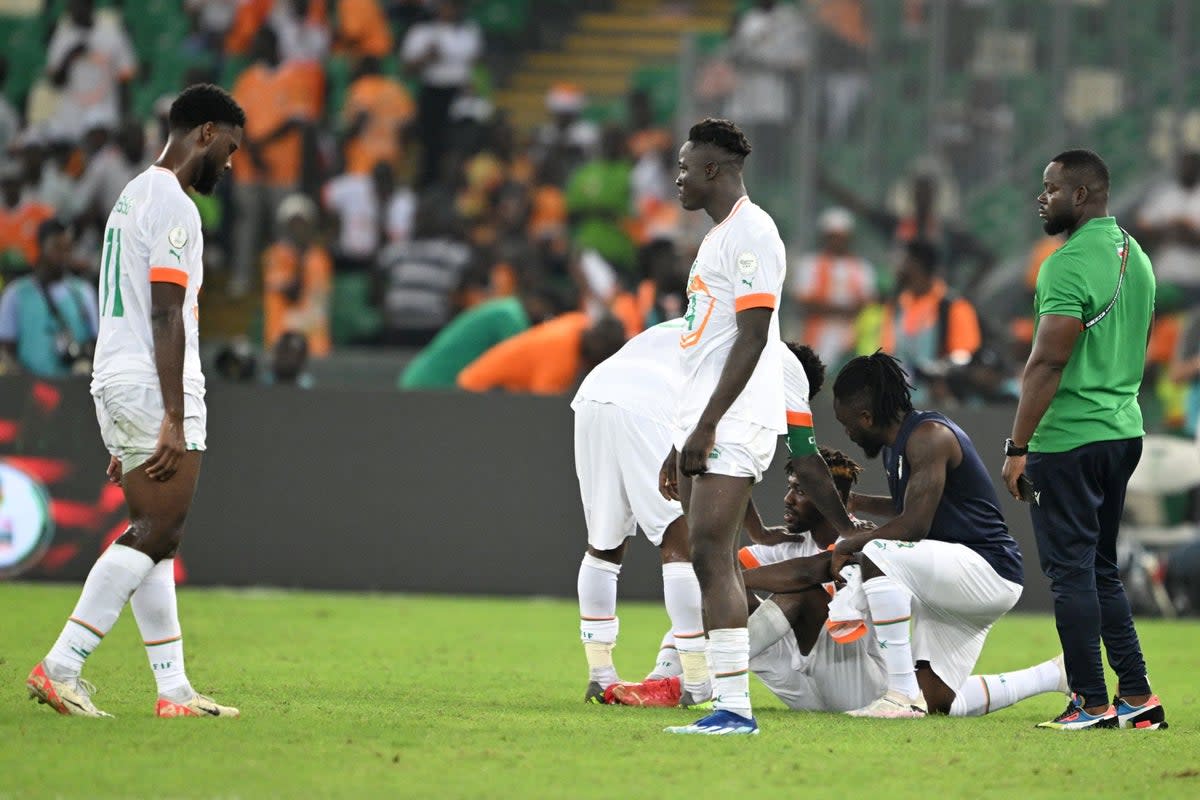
323;161;417;272
402;0;482;188
270;0;332;64
43;0;137;142
1137;150;1200;305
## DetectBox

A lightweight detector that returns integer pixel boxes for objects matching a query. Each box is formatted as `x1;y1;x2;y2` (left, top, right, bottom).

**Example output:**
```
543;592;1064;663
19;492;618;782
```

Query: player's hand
680;422;715;477
1002;454;1026;500
106;456;123;485
144;416;186;482
659;446;680;500
829;549;853;581
852;518;877;532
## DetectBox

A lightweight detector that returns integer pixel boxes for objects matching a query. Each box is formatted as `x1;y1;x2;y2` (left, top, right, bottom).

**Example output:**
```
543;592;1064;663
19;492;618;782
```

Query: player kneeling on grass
26;85;245;719
618;447;1067;717
829;352;1067;719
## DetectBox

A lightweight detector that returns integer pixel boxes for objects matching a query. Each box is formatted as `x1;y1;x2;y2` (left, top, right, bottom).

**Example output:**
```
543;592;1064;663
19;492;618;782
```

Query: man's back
1031;217;1154;453
91;167;204;397
401;296;530;389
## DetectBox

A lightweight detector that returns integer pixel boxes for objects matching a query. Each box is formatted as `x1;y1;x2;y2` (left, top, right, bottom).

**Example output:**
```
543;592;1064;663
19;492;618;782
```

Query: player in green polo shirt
1002;149;1165;731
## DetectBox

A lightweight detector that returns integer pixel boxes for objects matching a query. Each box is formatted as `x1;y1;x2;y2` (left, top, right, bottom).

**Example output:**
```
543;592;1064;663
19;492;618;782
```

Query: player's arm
847;492;896;518
1002;313;1080;498
742;553;835;594
679;306;771;476
742;497;799;546
789;452;854;534
835;422;957;558
143;280;188;482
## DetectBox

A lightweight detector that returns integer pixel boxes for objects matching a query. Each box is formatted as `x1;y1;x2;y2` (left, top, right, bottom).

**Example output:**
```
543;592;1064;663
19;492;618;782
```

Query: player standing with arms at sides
1002;150;1166;730
27;85;245;718
663;119;855;735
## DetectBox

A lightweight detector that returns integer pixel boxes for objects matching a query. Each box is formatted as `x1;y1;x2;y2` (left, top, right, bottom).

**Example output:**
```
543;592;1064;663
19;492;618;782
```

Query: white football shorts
574;400;683;550
673;418;777;483
863;538;1022;692
93;384;206;473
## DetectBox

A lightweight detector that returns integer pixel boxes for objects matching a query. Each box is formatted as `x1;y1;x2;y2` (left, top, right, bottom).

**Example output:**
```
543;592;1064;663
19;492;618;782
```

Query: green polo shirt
1030;217;1155;453
399;296;531;389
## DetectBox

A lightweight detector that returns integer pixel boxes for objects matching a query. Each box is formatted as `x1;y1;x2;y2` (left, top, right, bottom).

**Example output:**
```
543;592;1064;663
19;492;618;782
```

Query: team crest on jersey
168;226;188;249
736;251;758;278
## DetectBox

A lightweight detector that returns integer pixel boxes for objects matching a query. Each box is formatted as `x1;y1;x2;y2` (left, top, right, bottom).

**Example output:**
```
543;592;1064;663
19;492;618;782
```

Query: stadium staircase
493;0;733;133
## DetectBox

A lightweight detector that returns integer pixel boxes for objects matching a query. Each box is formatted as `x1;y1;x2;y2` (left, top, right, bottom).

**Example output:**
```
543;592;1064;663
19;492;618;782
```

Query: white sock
45;544;155;681
578;554;621;685
863;575;920;699
130;559;195;702
748;598;792;659
662;562;708;692
646;629;681;680
949;659;1064;717
709;627;752;719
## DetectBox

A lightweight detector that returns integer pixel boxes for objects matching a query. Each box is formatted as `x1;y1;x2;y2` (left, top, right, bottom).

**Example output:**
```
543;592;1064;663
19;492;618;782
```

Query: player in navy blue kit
829;352;1053;718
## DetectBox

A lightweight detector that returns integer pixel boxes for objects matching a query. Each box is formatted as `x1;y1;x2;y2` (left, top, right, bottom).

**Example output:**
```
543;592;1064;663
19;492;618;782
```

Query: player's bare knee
586;543;625;565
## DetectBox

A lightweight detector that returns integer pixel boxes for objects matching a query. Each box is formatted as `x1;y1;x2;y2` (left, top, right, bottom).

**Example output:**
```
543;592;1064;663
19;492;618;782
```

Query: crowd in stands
1;0;1199;441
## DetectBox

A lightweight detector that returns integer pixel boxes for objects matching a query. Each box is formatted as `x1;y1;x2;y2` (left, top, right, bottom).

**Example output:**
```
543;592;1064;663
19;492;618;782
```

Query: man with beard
831;352;1025;718
27;85;244;719
1002;150;1166;731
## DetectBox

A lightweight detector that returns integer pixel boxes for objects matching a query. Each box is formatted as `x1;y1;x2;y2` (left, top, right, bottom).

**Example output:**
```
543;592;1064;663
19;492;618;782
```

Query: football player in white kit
573;319;713;708
664;118;857;735
27;85;244;718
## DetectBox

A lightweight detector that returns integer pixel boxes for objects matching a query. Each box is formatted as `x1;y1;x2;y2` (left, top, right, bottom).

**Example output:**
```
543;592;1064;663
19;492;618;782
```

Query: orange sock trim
68;617;104;638
144;635;183;647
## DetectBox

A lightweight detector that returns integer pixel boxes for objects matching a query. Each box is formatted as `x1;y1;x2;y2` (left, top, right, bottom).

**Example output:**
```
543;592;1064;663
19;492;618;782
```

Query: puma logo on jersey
169;248;183;263
740;278;754;288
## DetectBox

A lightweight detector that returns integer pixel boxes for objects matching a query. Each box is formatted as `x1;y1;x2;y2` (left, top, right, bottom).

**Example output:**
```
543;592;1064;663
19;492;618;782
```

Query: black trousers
1027;438;1151;708
416;85;460;189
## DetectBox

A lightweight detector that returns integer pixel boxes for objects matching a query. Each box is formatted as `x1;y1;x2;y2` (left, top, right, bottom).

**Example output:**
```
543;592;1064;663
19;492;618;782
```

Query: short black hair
905;239;939;273
688;118;751;161
36;217;69;248
1051;149;1110;193
168;84;246;132
784;446;862;503
833;350;914;425
785;342;826;398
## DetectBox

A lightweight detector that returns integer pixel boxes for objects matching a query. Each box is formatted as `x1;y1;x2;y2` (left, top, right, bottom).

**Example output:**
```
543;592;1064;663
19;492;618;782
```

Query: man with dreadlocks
829;352;1049;719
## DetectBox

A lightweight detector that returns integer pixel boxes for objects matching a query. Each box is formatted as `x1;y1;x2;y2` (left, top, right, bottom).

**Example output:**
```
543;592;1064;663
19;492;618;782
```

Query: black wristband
1004;438;1028;457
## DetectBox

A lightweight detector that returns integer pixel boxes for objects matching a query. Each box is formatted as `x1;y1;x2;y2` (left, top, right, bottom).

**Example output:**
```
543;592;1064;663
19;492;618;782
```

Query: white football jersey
781;344;812;429
678;197;786;437
91;167;204;398
572;318;686;429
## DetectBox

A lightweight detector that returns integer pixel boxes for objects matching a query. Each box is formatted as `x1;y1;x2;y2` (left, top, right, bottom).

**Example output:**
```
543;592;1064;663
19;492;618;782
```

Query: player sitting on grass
617;447;1069;717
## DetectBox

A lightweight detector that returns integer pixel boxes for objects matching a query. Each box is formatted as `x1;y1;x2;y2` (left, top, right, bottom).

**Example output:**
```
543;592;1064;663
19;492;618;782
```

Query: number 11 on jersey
100;228;124;317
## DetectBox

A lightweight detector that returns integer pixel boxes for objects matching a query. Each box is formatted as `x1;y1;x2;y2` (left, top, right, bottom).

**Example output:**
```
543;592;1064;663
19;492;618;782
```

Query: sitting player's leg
850;552;925;715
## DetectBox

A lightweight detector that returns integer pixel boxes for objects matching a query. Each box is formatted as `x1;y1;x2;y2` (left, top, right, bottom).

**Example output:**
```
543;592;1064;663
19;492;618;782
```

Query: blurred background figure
0;219;98;378
789;206;876;370
1137;150;1200;308
263;194;332;359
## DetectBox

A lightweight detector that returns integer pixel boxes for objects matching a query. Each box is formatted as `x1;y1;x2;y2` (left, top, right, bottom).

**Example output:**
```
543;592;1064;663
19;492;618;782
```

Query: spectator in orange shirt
0;165;56;273
230;26;319;296
340;56;415;176
335;0;393;58
263;194;332;358
878;239;981;404
457;312;625;395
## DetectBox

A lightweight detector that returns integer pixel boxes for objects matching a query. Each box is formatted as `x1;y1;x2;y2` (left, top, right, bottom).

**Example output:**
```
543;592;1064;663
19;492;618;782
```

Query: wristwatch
1004;438;1028;457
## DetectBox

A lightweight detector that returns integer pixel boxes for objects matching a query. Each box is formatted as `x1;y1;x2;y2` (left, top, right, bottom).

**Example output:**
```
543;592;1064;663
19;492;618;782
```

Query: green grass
1;584;1198;799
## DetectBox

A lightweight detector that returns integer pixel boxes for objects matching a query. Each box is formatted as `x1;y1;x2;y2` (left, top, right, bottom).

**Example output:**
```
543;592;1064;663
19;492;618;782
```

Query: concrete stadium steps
495;0;734;133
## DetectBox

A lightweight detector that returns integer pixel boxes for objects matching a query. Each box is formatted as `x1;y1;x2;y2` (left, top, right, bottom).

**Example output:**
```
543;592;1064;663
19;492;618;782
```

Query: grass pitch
1;584;1197;799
